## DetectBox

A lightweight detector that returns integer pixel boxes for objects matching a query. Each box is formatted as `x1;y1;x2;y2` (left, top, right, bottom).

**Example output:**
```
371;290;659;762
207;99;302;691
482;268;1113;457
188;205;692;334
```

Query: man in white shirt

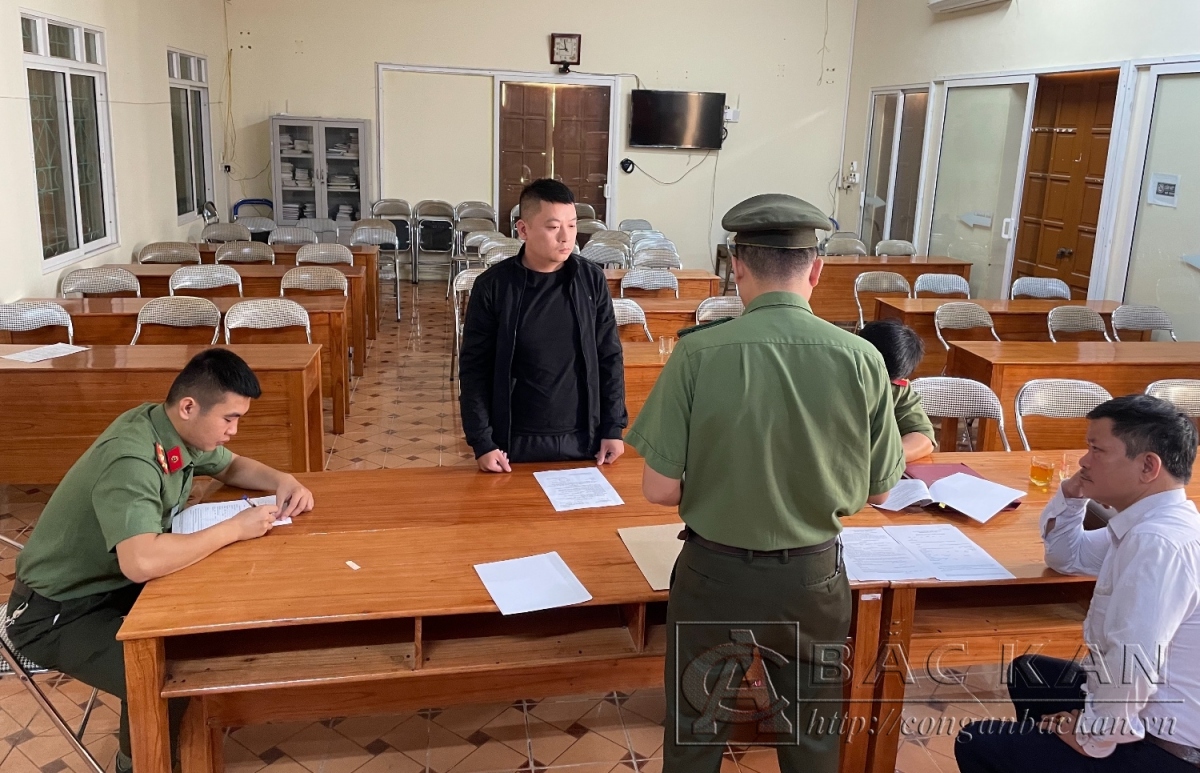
955;394;1200;772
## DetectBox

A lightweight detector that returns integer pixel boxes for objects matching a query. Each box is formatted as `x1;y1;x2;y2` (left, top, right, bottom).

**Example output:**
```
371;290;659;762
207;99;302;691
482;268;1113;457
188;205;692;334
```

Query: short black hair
1087;394;1198;483
166;349;262;409
858;319;925;380
733;244;818;283
518;178;575;221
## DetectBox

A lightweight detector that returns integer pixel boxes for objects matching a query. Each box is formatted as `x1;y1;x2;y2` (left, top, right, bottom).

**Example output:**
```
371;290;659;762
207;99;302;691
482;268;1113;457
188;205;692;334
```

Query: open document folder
874;472;1024;523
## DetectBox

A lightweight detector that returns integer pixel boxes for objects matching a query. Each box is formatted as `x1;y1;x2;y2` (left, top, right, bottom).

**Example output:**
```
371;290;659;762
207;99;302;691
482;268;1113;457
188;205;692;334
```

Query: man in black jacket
459;179;628;472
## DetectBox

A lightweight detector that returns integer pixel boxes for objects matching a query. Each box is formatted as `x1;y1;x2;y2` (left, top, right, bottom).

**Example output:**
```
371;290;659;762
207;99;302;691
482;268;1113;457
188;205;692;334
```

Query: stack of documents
841;524;1014;582
1;343;88;363
170;496;290;534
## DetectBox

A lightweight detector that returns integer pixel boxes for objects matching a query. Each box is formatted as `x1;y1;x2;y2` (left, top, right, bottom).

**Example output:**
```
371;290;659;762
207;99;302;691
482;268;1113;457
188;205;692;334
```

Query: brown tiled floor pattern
0;283;1014;773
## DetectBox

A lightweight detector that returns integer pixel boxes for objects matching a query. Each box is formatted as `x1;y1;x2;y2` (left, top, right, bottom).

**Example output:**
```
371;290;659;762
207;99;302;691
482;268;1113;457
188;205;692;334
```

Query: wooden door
1013;70;1119;299
499;83;551;230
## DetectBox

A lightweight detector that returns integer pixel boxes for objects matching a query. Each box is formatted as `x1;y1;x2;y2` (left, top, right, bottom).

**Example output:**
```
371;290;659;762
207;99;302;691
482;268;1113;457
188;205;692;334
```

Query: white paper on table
474;551;592;615
839;527;938;582
170;495;291;535
618;523;684;591
873;479;933;511
533;467;625;512
928;473;1024;524
884;524;1015;582
1;343;88;363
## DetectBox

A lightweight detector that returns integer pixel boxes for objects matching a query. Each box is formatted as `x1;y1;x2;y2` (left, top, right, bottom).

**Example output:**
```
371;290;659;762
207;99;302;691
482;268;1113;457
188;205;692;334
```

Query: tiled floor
0;282;1014;773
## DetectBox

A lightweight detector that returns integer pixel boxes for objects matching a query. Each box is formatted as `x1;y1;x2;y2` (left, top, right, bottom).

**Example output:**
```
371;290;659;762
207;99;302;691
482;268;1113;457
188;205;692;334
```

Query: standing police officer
626;194;905;773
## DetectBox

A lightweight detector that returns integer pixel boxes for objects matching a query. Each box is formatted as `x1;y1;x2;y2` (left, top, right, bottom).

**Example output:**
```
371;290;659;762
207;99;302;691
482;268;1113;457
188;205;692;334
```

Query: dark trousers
663;540;851;773
954;654;1195;772
508;431;595;463
5;582;187;760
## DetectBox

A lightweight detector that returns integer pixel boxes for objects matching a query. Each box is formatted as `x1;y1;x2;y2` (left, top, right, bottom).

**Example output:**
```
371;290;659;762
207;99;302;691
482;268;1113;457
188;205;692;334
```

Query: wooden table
14;297;349;434
628;298;701;341
120;263;367;377
875;298;1131;378
0;344;323;483
623;341;668;421
947;341;1200;450
116;458;887;773
196;244;380;338
605;269;721;299
811;256;972;324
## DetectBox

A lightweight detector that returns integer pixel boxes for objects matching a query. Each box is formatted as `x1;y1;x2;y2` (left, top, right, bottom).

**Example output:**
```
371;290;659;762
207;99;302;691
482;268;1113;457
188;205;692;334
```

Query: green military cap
722;193;833;249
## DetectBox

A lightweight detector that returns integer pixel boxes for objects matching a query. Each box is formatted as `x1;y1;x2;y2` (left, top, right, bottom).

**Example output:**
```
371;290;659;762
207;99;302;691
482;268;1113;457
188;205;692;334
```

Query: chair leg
394;252;403;321
75;687;99;740
0;647;105;773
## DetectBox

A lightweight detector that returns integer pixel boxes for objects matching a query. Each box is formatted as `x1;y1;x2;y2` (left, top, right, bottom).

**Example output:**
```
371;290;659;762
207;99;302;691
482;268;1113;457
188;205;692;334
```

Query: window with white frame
22;13;116;267
168;50;213;220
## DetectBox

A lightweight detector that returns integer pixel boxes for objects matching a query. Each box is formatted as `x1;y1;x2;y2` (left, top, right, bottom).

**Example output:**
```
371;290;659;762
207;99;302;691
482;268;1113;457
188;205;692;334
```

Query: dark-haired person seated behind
955;394;1200;773
859;319;935;461
4;349;315;773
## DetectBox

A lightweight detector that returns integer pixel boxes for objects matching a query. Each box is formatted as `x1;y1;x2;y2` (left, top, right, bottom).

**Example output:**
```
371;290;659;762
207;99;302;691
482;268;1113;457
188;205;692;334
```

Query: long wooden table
0;344;323;483
947;341;1200;450
196;244;380;338
605;268;721;299
812;256;972;324
13;297;349;434
625;298;702;341
623;341;668;420
117;458;887;773
876;298;1132;377
120;263;367;376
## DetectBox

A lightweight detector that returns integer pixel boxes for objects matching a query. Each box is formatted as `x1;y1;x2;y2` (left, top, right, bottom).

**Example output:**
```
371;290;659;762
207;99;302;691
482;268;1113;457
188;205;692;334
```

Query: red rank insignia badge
166;446;184;473
154;443;169;474
892;378;910;387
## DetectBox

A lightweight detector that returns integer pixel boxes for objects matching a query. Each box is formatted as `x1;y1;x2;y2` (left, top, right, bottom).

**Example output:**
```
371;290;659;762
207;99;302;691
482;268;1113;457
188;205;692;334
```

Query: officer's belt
1146;734;1200;768
10;578;45;605
679;526;837;559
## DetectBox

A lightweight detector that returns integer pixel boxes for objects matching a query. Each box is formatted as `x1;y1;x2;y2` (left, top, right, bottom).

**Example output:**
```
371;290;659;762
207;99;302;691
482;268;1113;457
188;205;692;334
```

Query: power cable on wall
623;152;713;186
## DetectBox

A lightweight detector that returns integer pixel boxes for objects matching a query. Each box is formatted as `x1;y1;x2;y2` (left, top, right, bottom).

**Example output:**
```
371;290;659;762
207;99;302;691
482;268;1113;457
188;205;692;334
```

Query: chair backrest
168;265;243;297
1011;276;1071;300
631;249;683;270
875;239;917;256
296;218;340;241
619;218;653;232
455;217;498;235
483;242;523;265
453;267;485;295
695;296;745;324
61;266;141;297
463;230;506;252
1047;306;1111;342
202;222;252;243
281;266;348;296
350;225;399;249
353;218;398;233
611;298;653;341
632;237;676;253
215;240;275;264
575;203;597;220
589;230;631;248
620;268;679;298
296;243;354;266
452;268;486;353
1146;379;1200;418
853;271;911;328
577;218;607;235
224;298;311;344
1014;378;1112;451
414;200;455;220
131;296;221;344
0;302;74;344
910;376;1010;451
581;242;627;268
372;199;411;219
139;241;201;264
913;273;970;298
455;202;496;222
235;216;276;234
1112;303;1177;341
268;226;319;246
825;237;868;256
933;301;1000;350
629;229;665;243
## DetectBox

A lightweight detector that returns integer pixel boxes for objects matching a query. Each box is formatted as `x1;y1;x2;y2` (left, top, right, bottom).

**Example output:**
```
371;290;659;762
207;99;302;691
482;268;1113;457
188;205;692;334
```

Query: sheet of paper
474;551;592;615
533;467;624;512
1;343;88;363
928;473;1024;524
873;479;932;511
884;524;1015;582
839;527;938;582
170;496;290;535
618;523;684;591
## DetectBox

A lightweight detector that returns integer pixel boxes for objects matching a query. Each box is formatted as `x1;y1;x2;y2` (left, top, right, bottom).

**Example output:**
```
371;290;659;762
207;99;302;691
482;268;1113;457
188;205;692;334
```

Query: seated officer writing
858;319;935;461
4;348;315;772
955;394;1200;773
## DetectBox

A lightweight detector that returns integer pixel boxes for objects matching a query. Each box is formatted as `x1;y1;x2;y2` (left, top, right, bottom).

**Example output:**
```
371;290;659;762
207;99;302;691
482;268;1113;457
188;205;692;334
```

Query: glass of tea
1029;455;1059;487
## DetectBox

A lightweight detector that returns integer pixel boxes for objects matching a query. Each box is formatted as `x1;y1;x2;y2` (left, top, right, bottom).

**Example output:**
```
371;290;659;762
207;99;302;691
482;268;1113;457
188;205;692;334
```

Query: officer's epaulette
677;316;734;338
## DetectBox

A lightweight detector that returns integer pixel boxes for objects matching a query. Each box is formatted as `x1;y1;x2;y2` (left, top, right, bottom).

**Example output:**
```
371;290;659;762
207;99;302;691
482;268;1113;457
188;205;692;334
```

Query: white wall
0;0;228;301
222;0;857;268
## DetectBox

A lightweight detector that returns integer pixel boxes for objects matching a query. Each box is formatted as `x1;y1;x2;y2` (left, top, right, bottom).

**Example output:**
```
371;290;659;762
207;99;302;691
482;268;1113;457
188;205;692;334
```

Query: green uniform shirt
893;383;936;442
627;292;904;550
15;403;233;601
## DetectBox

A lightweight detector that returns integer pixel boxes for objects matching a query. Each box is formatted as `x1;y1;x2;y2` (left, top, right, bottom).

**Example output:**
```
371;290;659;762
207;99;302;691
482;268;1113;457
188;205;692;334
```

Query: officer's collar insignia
166;447;184;473
154;442;169;474
892;378;910;387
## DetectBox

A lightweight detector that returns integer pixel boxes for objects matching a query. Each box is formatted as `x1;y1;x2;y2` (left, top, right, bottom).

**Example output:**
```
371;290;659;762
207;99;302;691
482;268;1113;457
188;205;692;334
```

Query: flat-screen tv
629;90;725;150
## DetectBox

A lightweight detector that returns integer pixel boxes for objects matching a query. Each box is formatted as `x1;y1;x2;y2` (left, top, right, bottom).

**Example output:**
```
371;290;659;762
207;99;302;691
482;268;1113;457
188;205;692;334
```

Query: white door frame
375;63;620;225
858;84;930;243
